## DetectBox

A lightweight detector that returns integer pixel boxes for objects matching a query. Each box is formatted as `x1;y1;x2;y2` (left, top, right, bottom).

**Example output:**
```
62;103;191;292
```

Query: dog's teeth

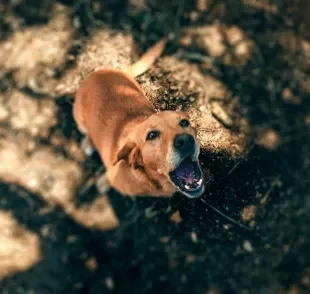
198;179;203;186
185;184;191;190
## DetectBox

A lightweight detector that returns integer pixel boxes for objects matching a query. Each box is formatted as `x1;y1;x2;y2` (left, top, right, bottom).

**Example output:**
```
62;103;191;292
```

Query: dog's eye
146;130;160;141
179;119;190;128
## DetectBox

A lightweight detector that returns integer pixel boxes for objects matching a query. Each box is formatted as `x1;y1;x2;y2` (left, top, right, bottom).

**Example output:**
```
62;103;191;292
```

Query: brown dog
73;38;205;198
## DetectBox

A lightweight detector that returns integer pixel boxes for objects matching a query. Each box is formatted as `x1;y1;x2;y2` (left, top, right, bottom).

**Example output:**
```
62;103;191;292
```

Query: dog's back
74;69;154;166
73;37;168;167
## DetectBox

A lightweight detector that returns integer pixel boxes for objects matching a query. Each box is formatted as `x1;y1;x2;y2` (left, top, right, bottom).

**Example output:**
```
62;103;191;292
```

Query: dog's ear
114;141;143;169
111;141;160;196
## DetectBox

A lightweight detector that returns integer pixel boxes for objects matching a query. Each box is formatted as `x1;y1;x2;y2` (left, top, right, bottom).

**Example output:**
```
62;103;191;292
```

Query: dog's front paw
81;136;95;156
96;173;111;194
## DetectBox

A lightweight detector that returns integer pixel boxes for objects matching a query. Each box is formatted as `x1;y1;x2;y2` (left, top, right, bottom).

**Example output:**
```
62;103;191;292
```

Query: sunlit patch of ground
0;210;41;279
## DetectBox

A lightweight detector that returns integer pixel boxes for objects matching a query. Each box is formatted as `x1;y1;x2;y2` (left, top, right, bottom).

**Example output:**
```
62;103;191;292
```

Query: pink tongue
175;161;195;184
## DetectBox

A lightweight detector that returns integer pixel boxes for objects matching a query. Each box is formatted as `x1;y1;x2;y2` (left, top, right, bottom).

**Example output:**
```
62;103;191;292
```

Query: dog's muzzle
169;134;205;198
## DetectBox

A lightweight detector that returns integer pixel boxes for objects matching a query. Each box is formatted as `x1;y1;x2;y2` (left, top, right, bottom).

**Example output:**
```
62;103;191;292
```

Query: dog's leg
96;173;111;194
75;121;95;156
81;135;95;156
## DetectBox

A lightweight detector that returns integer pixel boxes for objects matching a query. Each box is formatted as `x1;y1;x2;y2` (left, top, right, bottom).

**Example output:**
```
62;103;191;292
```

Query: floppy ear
109;141;160;196
114;141;143;169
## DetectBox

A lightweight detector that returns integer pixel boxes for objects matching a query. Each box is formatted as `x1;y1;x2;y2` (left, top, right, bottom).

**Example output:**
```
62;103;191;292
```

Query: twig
227;160;242;176
177;51;215;64
174;0;185;41
200;199;252;232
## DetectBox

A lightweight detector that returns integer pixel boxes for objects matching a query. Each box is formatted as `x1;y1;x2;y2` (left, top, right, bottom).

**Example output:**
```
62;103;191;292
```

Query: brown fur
73;38;198;196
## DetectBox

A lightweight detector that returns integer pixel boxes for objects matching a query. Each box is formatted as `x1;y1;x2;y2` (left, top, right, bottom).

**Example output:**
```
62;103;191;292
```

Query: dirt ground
0;0;309;293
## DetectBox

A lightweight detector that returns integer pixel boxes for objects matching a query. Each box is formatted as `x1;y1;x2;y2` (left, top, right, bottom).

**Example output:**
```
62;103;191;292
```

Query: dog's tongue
175;159;195;184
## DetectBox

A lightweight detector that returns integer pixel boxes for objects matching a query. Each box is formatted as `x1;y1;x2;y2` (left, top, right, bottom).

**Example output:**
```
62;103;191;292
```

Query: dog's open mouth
169;157;205;198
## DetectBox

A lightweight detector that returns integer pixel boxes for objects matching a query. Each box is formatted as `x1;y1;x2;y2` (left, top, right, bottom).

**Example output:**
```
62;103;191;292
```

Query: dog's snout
174;134;195;153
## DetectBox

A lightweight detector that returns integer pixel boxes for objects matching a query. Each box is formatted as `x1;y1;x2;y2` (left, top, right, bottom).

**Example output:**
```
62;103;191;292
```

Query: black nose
174;134;195;153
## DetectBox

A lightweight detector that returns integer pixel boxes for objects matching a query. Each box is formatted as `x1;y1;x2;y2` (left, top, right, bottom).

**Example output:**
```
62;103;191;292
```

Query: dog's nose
174;134;195;153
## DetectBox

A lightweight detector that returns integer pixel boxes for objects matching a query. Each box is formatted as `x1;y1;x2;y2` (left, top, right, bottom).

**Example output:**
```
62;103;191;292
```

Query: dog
73;38;205;198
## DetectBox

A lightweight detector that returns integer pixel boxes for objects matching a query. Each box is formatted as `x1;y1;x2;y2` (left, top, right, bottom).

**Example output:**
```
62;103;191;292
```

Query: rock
170;210;183;224
282;88;302;105
241;205;257;222
256;128;281;150
243;240;254;252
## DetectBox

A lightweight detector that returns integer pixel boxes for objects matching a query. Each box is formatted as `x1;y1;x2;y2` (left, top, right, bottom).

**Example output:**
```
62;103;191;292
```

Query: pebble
243;240;254;252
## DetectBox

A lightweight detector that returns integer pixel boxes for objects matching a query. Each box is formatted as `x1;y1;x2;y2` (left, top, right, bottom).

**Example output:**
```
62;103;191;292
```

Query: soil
0;0;309;293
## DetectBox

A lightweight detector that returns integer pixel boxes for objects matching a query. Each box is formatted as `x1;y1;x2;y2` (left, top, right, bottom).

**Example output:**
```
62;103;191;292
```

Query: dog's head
116;111;205;198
